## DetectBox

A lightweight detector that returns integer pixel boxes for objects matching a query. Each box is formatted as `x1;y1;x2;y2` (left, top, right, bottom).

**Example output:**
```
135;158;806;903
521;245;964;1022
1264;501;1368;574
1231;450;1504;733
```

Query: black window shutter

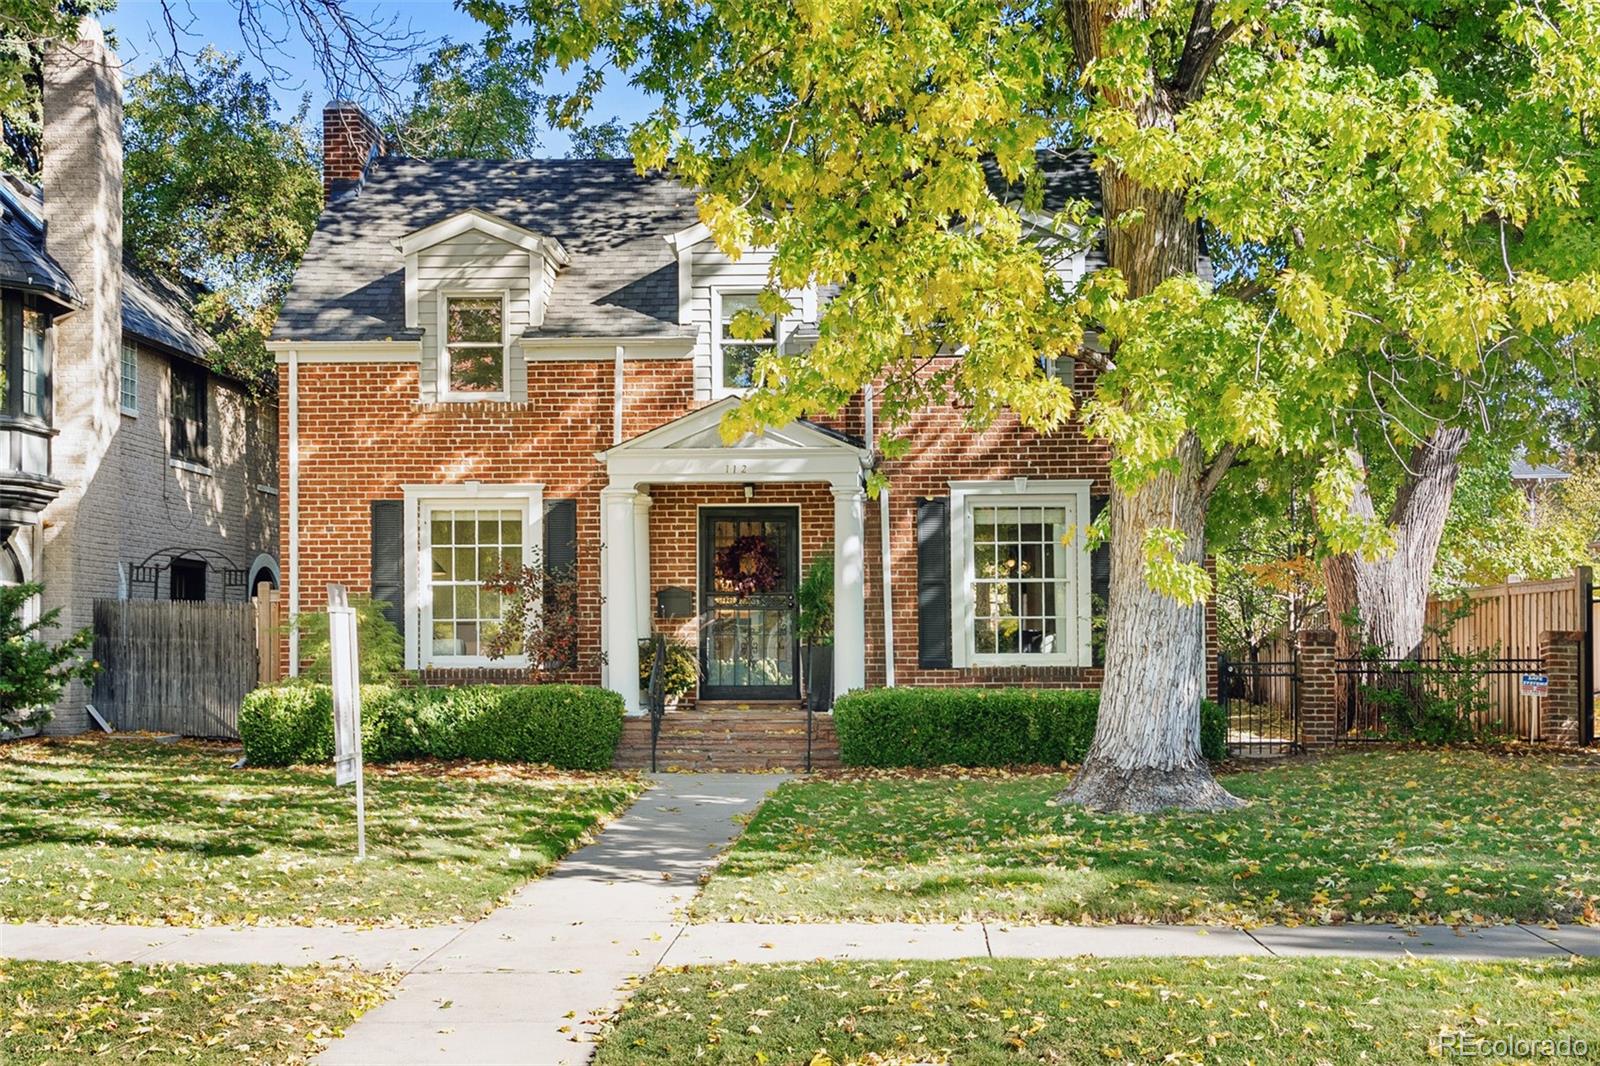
543;498;577;575
916;497;952;669
543;499;579;667
370;500;405;635
1090;494;1111;667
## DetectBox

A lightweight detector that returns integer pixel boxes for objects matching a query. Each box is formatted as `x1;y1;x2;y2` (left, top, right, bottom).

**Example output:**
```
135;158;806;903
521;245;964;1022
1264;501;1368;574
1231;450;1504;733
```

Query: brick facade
283;351;1140;699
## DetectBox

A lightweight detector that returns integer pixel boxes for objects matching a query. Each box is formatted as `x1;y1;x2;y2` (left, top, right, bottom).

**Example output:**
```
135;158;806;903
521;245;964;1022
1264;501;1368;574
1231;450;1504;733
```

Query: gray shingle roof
274;152;1112;343
272;156;701;342
122;265;213;363
0;178;81;309
2;173;221;372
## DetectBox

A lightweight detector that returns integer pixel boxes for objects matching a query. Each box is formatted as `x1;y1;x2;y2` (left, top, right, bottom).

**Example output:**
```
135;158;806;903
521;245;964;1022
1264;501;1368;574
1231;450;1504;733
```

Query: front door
698;507;801;701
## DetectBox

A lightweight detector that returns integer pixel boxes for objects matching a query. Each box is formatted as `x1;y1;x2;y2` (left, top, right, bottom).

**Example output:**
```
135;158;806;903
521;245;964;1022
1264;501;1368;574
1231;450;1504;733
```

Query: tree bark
1060;434;1245;812
1321;428;1470;719
1055;1;1243;812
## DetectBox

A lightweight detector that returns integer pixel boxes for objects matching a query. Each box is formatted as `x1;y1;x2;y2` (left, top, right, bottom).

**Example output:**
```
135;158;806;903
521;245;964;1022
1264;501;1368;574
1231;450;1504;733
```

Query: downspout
613;344;625;445
865;385;896;686
286;348;301;677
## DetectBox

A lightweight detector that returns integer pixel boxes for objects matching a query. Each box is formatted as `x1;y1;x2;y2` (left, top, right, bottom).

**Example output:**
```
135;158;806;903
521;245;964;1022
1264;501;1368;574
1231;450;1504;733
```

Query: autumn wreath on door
715;533;783;595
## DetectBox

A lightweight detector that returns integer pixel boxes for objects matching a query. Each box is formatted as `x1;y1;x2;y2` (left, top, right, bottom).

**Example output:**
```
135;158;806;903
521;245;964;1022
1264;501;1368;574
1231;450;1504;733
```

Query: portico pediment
600;397;867;490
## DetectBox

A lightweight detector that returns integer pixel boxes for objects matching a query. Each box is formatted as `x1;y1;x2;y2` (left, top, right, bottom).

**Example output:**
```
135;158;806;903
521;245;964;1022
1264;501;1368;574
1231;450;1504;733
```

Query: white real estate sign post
328;584;366;861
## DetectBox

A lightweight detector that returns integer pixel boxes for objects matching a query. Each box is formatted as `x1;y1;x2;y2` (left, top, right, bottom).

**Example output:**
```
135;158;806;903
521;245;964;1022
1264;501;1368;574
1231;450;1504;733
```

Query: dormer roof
393;208;569;265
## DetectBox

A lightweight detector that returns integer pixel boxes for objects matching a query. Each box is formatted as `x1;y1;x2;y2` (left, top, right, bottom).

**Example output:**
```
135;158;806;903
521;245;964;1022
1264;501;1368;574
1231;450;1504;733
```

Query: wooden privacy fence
1425;571;1594;741
92;585;283;739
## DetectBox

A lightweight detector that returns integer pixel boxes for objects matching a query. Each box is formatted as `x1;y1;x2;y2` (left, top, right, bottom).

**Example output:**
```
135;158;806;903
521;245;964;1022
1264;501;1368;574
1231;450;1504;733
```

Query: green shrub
1200;698;1228;761
638;637;698;700
239;682;624;770
833;688;1231;767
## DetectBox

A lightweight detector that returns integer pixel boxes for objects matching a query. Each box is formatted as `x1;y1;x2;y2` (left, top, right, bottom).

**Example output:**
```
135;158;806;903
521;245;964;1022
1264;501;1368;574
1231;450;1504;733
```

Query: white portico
598;397;869;714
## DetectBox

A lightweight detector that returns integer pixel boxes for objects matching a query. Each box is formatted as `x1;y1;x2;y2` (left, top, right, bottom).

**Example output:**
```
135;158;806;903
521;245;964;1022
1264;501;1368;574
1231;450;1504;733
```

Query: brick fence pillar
1538;630;1585;746
1297;629;1338;748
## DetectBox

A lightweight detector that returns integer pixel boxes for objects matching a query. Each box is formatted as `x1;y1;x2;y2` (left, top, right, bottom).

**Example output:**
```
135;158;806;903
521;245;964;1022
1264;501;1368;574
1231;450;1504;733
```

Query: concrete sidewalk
314;772;783;1066
10;916;1595;971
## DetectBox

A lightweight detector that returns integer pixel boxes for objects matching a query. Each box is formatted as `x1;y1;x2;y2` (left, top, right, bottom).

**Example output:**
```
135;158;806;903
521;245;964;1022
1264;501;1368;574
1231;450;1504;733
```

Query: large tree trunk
1055;1;1243;812
1322;428;1470;662
1059;435;1245;812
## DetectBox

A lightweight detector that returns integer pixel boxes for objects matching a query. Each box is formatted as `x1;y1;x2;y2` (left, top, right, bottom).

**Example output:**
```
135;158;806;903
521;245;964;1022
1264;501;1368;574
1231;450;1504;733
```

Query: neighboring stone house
0;22;279;734
272;103;1179;743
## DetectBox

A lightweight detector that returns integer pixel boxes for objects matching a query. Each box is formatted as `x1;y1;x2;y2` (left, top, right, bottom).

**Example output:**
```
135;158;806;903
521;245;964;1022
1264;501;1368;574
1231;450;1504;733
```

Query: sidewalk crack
1515;924;1577;956
1242;927;1278;956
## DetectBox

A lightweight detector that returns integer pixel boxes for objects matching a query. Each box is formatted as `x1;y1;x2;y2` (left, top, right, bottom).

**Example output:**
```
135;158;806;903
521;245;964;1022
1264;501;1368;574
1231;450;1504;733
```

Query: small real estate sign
1519;673;1550;698
328;584;367;860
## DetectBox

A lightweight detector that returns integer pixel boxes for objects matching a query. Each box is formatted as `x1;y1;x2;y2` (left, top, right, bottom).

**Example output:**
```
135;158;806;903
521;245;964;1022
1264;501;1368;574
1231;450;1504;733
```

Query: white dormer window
714;290;777;394
442;293;507;399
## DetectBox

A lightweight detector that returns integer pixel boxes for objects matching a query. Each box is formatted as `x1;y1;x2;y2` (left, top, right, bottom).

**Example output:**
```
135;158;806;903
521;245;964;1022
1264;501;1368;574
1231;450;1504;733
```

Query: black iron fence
1218;652;1300;755
1333;655;1545;744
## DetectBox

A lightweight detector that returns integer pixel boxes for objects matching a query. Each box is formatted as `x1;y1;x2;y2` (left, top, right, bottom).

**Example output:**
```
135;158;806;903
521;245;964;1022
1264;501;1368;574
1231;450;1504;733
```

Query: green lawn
0;959;392;1064
696;749;1600;925
594;956;1600;1065
0;737;644;926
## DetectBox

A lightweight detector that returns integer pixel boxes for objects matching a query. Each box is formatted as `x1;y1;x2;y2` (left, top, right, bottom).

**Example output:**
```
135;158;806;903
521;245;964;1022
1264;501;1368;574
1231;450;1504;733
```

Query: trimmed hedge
832;687;1229;767
239;683;625;770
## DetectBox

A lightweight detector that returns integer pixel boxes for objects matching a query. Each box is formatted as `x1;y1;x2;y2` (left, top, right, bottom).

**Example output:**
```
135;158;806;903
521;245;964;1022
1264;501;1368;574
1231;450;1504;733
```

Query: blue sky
103;1;655;155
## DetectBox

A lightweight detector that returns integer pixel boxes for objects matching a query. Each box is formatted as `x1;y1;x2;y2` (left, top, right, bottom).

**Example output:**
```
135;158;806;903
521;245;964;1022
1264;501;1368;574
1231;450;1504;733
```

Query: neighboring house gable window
120;340;139;414
950;480;1092;668
3;295;51;421
443;295;506;399
714;291;776;393
170;362;208;465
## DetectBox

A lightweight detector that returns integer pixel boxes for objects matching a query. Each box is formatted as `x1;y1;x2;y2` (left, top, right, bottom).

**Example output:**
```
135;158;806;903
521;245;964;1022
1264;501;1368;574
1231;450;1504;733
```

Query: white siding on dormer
415;230;532;402
687;242;815;401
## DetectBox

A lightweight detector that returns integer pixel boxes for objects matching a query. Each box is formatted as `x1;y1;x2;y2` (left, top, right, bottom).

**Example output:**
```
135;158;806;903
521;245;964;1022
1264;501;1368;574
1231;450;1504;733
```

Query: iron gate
1218;651;1301;756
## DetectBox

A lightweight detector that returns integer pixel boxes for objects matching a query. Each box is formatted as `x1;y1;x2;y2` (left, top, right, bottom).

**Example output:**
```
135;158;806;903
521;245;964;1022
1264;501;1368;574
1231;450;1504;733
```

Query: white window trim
949;478;1093;669
402;483;544;670
119;340;139;416
436;289;511;402
710;287;788;400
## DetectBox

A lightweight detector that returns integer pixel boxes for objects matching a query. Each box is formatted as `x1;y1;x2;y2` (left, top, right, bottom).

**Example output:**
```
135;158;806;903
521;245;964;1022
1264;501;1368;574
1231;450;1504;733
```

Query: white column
833;483;867;696
633;491;652;633
602;485;641;713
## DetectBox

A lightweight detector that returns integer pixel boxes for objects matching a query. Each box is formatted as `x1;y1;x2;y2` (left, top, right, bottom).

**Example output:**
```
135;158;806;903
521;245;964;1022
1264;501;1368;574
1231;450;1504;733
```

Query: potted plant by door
638;636;697;710
797;554;834;712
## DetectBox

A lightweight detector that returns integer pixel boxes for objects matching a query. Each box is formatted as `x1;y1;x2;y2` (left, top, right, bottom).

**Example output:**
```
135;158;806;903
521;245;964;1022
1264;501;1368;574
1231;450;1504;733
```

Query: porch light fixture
743;482;755;501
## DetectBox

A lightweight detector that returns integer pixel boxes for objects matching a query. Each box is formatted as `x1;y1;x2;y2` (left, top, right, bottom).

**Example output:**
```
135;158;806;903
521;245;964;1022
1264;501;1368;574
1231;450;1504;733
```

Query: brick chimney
39;17;125;733
322;102;385;199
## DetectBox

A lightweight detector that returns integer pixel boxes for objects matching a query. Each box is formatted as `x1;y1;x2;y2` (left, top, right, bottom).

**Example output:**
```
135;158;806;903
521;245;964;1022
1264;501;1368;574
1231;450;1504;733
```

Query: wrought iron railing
646;632;667;772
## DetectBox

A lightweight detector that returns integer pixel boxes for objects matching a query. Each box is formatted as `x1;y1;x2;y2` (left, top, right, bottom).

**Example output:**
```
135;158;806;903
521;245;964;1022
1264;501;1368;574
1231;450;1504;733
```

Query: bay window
950;480;1092;667
2;294;50;422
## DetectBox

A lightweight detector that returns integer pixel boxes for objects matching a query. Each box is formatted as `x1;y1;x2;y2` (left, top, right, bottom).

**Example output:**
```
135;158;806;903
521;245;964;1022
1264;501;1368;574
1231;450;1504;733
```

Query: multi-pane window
427;507;523;658
444;296;504;396
716;292;776;390
19;307;46;418
120;340;139;413
969;504;1071;657
170;362;208;465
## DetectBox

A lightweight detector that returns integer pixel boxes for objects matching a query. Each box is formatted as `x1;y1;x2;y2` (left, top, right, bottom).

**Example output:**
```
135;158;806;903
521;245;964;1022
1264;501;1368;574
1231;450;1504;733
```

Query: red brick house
269;105;1119;740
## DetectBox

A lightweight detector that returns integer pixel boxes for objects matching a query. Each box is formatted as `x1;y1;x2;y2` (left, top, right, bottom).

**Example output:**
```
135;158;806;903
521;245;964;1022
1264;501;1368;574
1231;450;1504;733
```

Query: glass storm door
698;507;801;701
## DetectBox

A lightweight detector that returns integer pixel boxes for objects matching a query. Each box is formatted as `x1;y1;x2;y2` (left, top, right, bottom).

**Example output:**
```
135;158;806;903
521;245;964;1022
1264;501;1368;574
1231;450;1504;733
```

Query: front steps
614;704;840;772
